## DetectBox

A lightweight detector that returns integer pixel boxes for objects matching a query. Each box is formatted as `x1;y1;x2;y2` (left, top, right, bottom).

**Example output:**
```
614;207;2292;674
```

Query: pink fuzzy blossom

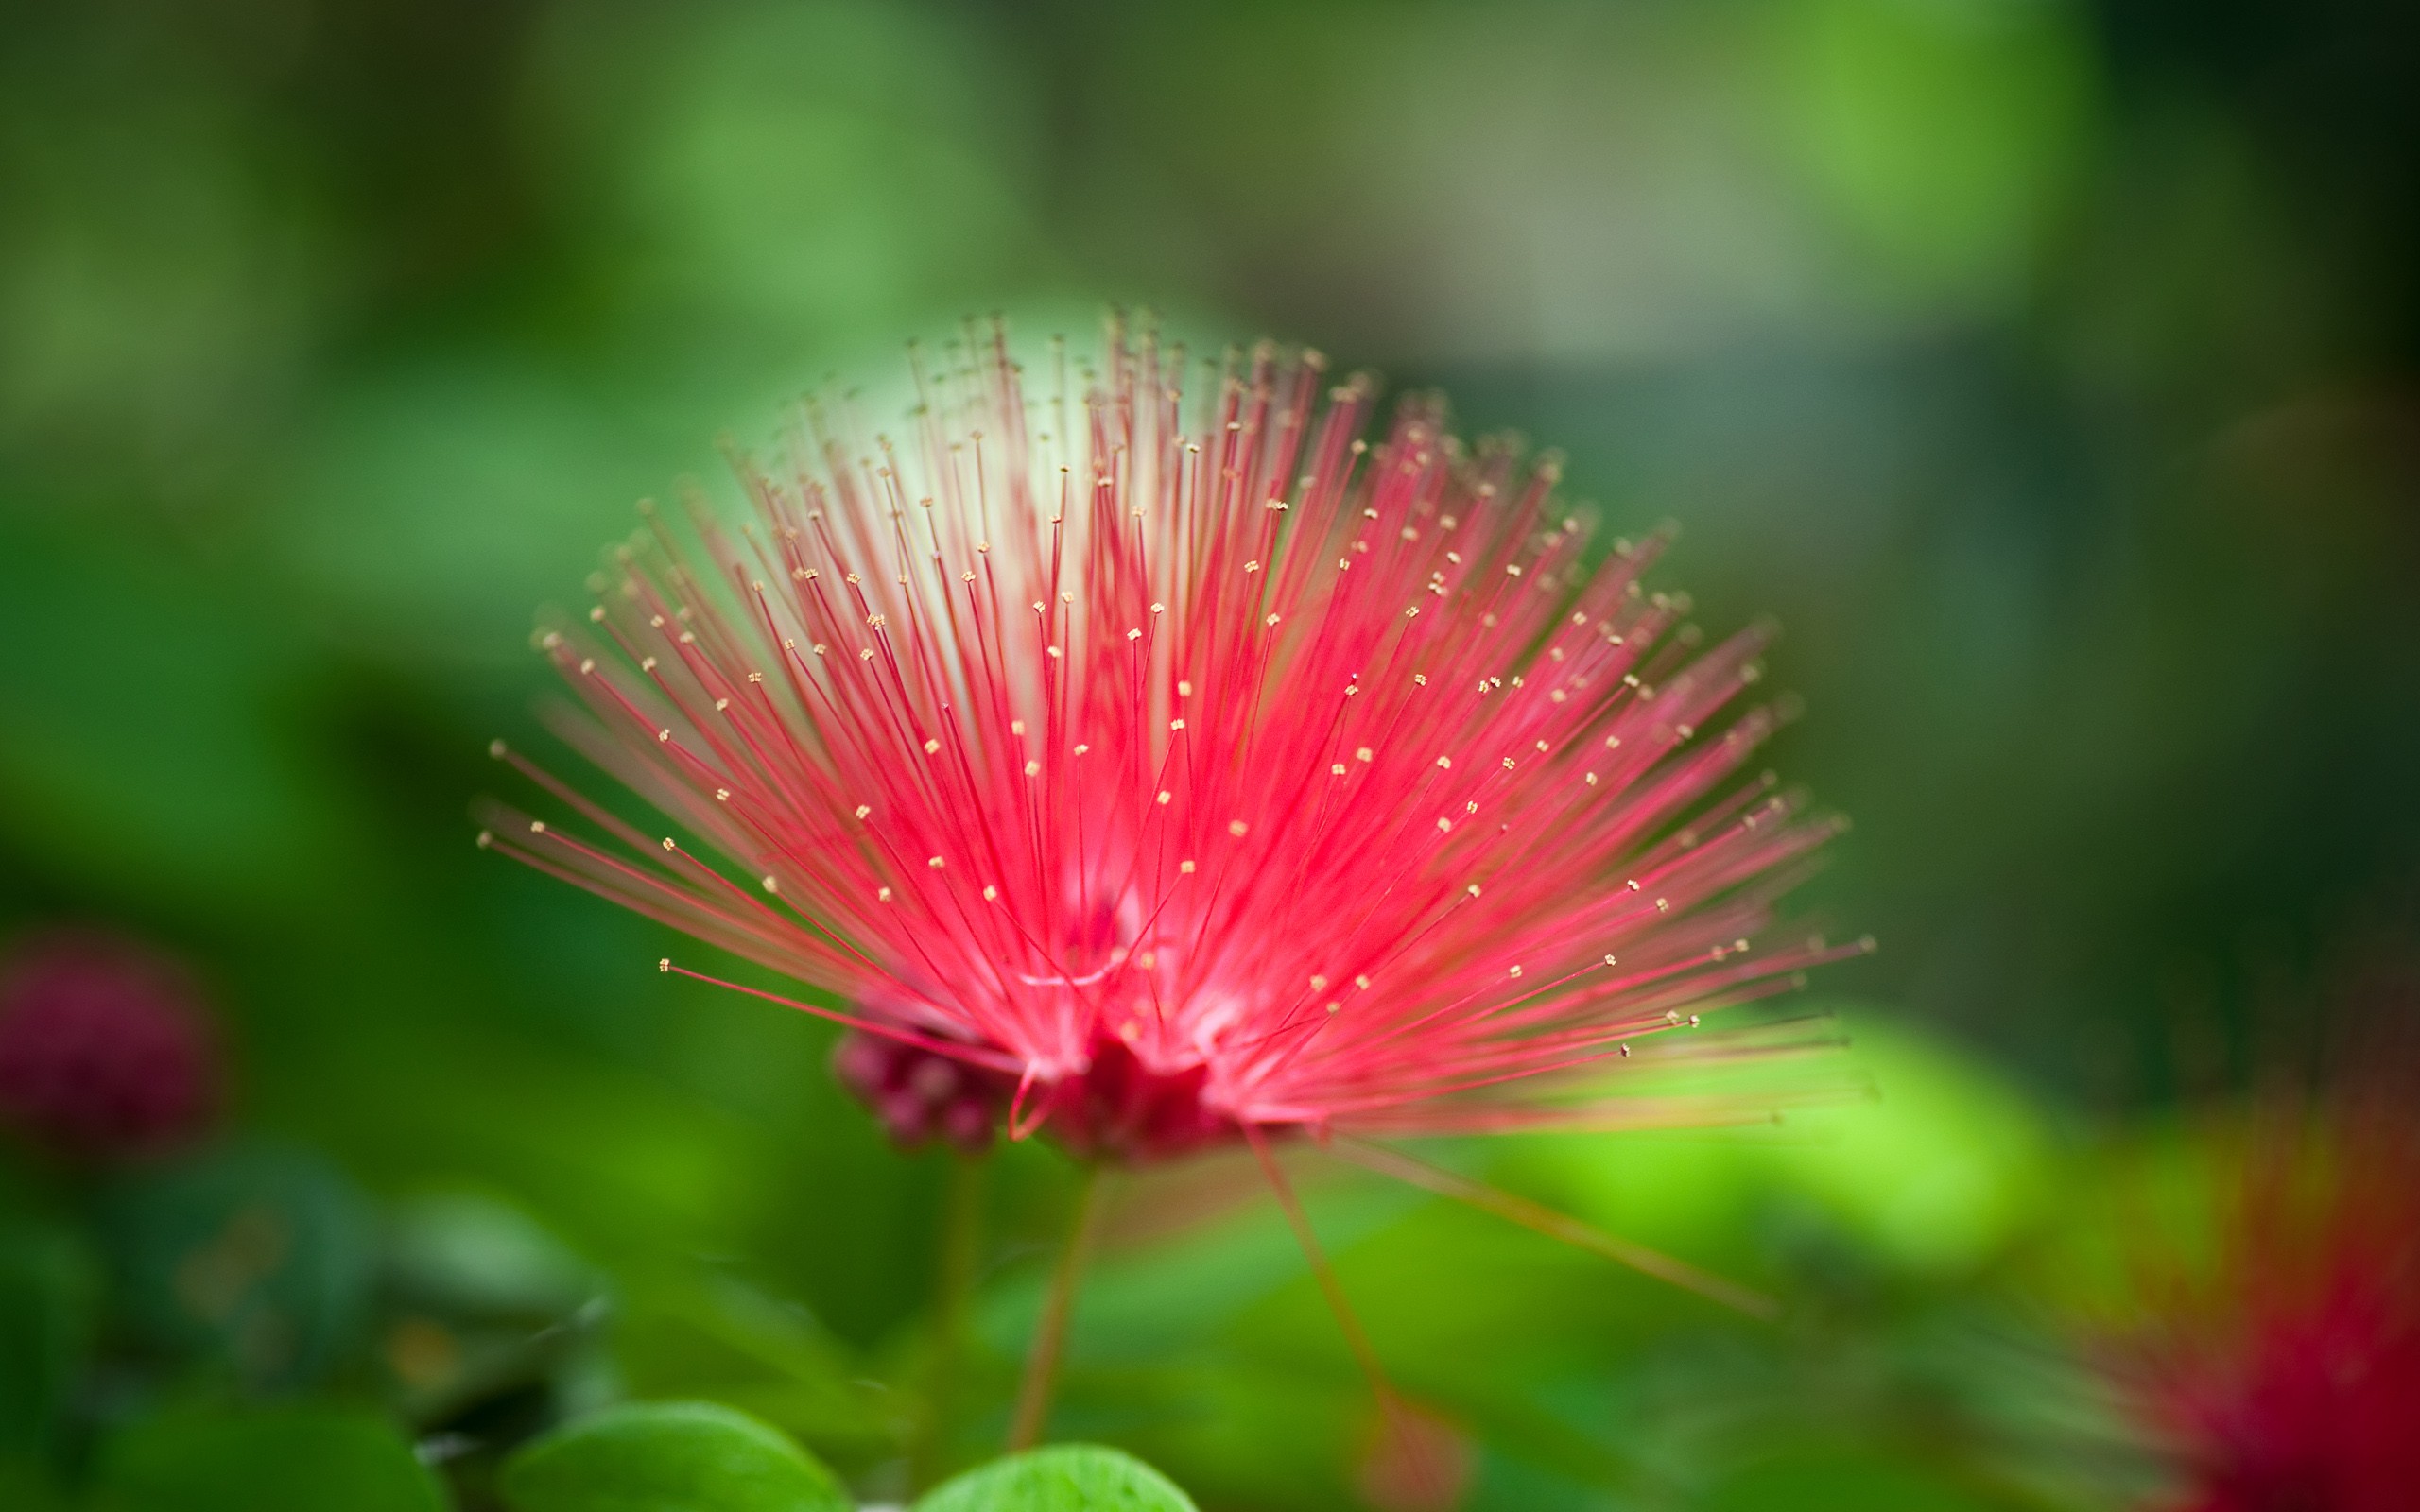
483;321;1859;1164
2112;999;2420;1512
0;926;220;1161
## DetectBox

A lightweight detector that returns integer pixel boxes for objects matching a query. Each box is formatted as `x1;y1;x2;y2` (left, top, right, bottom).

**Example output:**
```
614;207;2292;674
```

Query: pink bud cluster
832;1028;1012;1153
0;928;219;1161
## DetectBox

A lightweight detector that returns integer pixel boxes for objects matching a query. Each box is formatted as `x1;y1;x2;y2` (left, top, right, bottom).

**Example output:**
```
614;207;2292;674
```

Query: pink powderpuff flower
2115;1067;2420;1510
481;319;1862;1165
0;926;221;1162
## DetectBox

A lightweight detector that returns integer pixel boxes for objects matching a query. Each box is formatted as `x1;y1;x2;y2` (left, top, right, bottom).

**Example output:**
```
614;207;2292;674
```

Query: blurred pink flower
0;926;220;1161
2119;1065;2420;1508
485;322;1856;1163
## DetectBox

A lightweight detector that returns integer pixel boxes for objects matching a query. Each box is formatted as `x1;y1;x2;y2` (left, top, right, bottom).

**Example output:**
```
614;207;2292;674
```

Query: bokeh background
3;1;2417;1508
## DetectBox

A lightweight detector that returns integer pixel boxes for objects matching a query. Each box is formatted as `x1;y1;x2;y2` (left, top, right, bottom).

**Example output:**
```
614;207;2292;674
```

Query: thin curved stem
1247;1126;1458;1507
1329;1135;1780;1318
1244;1125;1392;1395
1007;1162;1105;1450
914;1150;988;1488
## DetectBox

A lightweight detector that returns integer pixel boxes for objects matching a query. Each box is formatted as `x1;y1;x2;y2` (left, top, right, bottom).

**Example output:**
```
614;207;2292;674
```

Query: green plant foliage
498;1400;852;1512
1;2;2412;1508
916;1444;1199;1512
91;1405;446;1512
95;1143;375;1391
0;1217;95;1453
0;516;343;914
1704;1445;2003;1511
384;1190;603;1323
1770;0;2100;303
608;1269;912;1455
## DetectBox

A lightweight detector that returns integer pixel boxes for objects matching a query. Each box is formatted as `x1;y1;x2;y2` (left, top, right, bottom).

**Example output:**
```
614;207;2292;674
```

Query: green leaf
0;1452;69;1512
1707;1444;2001;1512
499;1400;850;1512
916;1446;1199;1512
95;1143;375;1390
383;1191;601;1323
0;1217;96;1452
93;1405;445;1512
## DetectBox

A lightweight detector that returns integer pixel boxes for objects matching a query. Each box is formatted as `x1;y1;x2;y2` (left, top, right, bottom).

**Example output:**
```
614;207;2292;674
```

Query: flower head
2116;1058;2420;1509
485;321;1857;1162
0;926;220;1161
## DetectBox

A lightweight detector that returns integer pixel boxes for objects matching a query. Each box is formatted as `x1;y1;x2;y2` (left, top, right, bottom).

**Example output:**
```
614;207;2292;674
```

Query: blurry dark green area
0;0;2414;1507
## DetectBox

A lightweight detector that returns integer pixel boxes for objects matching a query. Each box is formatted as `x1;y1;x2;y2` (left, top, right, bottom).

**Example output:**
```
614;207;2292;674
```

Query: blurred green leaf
267;357;670;671
916;1444;1198;1512
92;1405;444;1512
498;1400;850;1512
528;0;1047;347
1505;1005;2052;1280
376;1190;612;1431
385;1191;601;1323
1705;1445;2002;1511
0;1216;95;1452
0;516;340;914
1762;1009;2055;1273
97;1143;375;1390
1772;0;2098;303
612;1270;908;1454
0;1452;68;1512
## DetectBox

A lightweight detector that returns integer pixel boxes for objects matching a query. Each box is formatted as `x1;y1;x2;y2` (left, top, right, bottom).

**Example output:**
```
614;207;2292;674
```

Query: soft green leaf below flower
95;1143;376;1392
91;1406;445;1512
915;1445;1198;1512
499;1400;852;1512
0;1217;95;1455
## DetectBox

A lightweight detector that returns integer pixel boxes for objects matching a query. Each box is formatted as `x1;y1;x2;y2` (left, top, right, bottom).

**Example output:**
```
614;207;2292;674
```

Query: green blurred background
2;0;2415;1508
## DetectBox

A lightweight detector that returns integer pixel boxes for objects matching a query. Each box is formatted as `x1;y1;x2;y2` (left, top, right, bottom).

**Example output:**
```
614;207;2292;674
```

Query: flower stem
1244;1126;1392;1397
1007;1162;1105;1451
913;1150;987;1488
1247;1127;1457;1508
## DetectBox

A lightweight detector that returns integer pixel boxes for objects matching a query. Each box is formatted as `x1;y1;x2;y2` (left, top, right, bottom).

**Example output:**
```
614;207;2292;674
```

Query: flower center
1031;1032;1236;1163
